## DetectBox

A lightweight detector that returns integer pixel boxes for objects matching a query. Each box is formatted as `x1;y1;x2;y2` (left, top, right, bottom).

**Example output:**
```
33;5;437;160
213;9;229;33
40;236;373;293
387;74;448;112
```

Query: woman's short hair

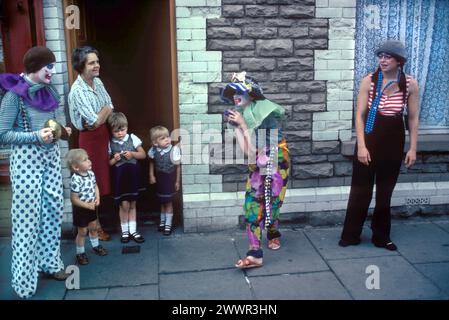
66;148;88;171
150;126;169;144
72;46;99;73
108;112;128;131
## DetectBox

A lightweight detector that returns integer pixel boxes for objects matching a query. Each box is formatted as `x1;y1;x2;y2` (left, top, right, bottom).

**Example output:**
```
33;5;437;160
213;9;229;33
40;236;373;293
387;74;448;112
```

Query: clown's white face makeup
233;93;251;108
36;63;56;84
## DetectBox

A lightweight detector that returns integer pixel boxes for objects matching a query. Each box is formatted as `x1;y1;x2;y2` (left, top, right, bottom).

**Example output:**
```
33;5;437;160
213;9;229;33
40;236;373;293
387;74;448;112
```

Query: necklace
364;70;400;134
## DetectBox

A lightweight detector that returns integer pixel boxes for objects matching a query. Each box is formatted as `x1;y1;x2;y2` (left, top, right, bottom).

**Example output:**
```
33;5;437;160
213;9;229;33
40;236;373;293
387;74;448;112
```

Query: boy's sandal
268;238;281;250
131;231;145;243
121;232;130;243
235;256;263;269
76;253;89;265
92;245;108;256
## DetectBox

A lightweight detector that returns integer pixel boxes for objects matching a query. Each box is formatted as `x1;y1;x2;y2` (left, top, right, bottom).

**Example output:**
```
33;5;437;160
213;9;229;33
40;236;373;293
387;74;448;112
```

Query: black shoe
157;224;165;232
121;232;130;243
373;241;397;251
338;239;361;247
163;225;172;236
131;231;145;243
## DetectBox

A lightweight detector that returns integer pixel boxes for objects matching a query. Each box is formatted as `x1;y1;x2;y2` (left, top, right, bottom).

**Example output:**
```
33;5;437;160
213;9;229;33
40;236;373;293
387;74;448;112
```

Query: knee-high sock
165;213;173;227
129;221;137;234
121;222;129;234
160;212;166;226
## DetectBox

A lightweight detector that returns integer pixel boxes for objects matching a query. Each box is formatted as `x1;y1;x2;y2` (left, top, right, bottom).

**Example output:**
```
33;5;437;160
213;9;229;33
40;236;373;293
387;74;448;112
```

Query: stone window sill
341;134;449;156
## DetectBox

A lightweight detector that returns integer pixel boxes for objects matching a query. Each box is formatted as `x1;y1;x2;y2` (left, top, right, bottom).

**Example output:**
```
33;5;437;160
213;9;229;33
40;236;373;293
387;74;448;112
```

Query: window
354;0;449;129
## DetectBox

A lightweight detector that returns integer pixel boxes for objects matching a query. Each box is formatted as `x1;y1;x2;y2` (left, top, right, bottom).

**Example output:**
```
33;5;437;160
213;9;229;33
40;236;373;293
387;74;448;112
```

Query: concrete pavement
1;218;449;300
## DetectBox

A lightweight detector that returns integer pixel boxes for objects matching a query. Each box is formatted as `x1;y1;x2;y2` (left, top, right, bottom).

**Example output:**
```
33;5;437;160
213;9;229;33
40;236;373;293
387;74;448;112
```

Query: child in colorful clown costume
222;72;290;269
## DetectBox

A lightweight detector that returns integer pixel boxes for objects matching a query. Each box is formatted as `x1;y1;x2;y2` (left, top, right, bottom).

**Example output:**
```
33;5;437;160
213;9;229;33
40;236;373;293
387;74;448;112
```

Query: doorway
64;0;181;225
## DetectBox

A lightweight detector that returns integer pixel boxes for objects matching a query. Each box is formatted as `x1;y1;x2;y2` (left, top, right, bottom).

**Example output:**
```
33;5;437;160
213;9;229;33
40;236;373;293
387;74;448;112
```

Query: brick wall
206;0;449;190
313;0;355;143
176;0;449;232
207;0;337;190
176;0;225;198
43;0;73;227
177;0;242;231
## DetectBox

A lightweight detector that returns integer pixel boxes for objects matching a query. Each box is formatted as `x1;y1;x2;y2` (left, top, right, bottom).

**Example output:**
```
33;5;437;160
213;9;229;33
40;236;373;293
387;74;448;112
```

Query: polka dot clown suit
0;47;66;298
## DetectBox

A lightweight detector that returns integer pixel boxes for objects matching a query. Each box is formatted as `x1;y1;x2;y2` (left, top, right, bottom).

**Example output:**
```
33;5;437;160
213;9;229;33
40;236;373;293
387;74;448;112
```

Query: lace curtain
355;0;449;127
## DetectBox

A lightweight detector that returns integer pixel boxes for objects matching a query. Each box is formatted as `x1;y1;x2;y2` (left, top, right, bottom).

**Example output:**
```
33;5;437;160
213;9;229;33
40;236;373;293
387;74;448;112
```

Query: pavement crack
302;230;356;300
325;253;400;261
159;266;237;276
431;220;449;235
245;269;331;279
231;237;258;300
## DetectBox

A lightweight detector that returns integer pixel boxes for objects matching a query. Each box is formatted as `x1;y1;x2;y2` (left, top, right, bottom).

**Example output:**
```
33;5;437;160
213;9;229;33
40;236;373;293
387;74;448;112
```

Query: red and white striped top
367;74;411;116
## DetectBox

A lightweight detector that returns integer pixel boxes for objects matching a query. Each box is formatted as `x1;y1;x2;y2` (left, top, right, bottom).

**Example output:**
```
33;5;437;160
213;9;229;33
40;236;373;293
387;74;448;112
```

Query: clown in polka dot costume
0;46;72;298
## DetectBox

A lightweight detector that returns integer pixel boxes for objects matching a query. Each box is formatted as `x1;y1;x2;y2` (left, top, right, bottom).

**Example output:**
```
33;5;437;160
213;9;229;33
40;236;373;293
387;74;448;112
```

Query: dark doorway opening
0;0;45;73
69;0;181;227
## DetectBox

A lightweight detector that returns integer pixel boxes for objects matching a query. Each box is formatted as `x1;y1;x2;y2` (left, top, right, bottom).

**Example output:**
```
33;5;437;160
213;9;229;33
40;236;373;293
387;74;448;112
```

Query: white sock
90;237;99;248
76;246;85;254
129;221;137;234
165;213;173;227
160;213;166;226
121;222;129;234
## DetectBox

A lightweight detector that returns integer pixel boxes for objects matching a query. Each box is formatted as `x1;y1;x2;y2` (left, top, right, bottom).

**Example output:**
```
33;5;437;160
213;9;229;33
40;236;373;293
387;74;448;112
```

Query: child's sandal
163;225;172;236
131;231;145;243
121;232;130;243
268;238;281;250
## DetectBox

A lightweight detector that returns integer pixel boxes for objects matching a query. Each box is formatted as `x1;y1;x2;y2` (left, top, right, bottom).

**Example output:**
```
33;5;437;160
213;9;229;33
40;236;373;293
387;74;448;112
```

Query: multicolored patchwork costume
222;73;290;260
245;136;290;253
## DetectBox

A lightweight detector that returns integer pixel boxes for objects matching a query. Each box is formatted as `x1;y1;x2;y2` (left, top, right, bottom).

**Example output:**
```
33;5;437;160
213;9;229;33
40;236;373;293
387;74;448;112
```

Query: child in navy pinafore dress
148;126;181;235
108;112;146;243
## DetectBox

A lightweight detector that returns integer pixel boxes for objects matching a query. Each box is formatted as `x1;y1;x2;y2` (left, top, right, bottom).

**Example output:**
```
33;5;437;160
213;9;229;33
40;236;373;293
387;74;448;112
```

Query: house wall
176;0;449;232
1;0;448;236
42;0;73;233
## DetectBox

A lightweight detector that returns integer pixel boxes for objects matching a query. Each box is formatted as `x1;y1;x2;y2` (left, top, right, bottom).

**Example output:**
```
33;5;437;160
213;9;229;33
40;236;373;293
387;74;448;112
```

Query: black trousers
341;113;405;244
